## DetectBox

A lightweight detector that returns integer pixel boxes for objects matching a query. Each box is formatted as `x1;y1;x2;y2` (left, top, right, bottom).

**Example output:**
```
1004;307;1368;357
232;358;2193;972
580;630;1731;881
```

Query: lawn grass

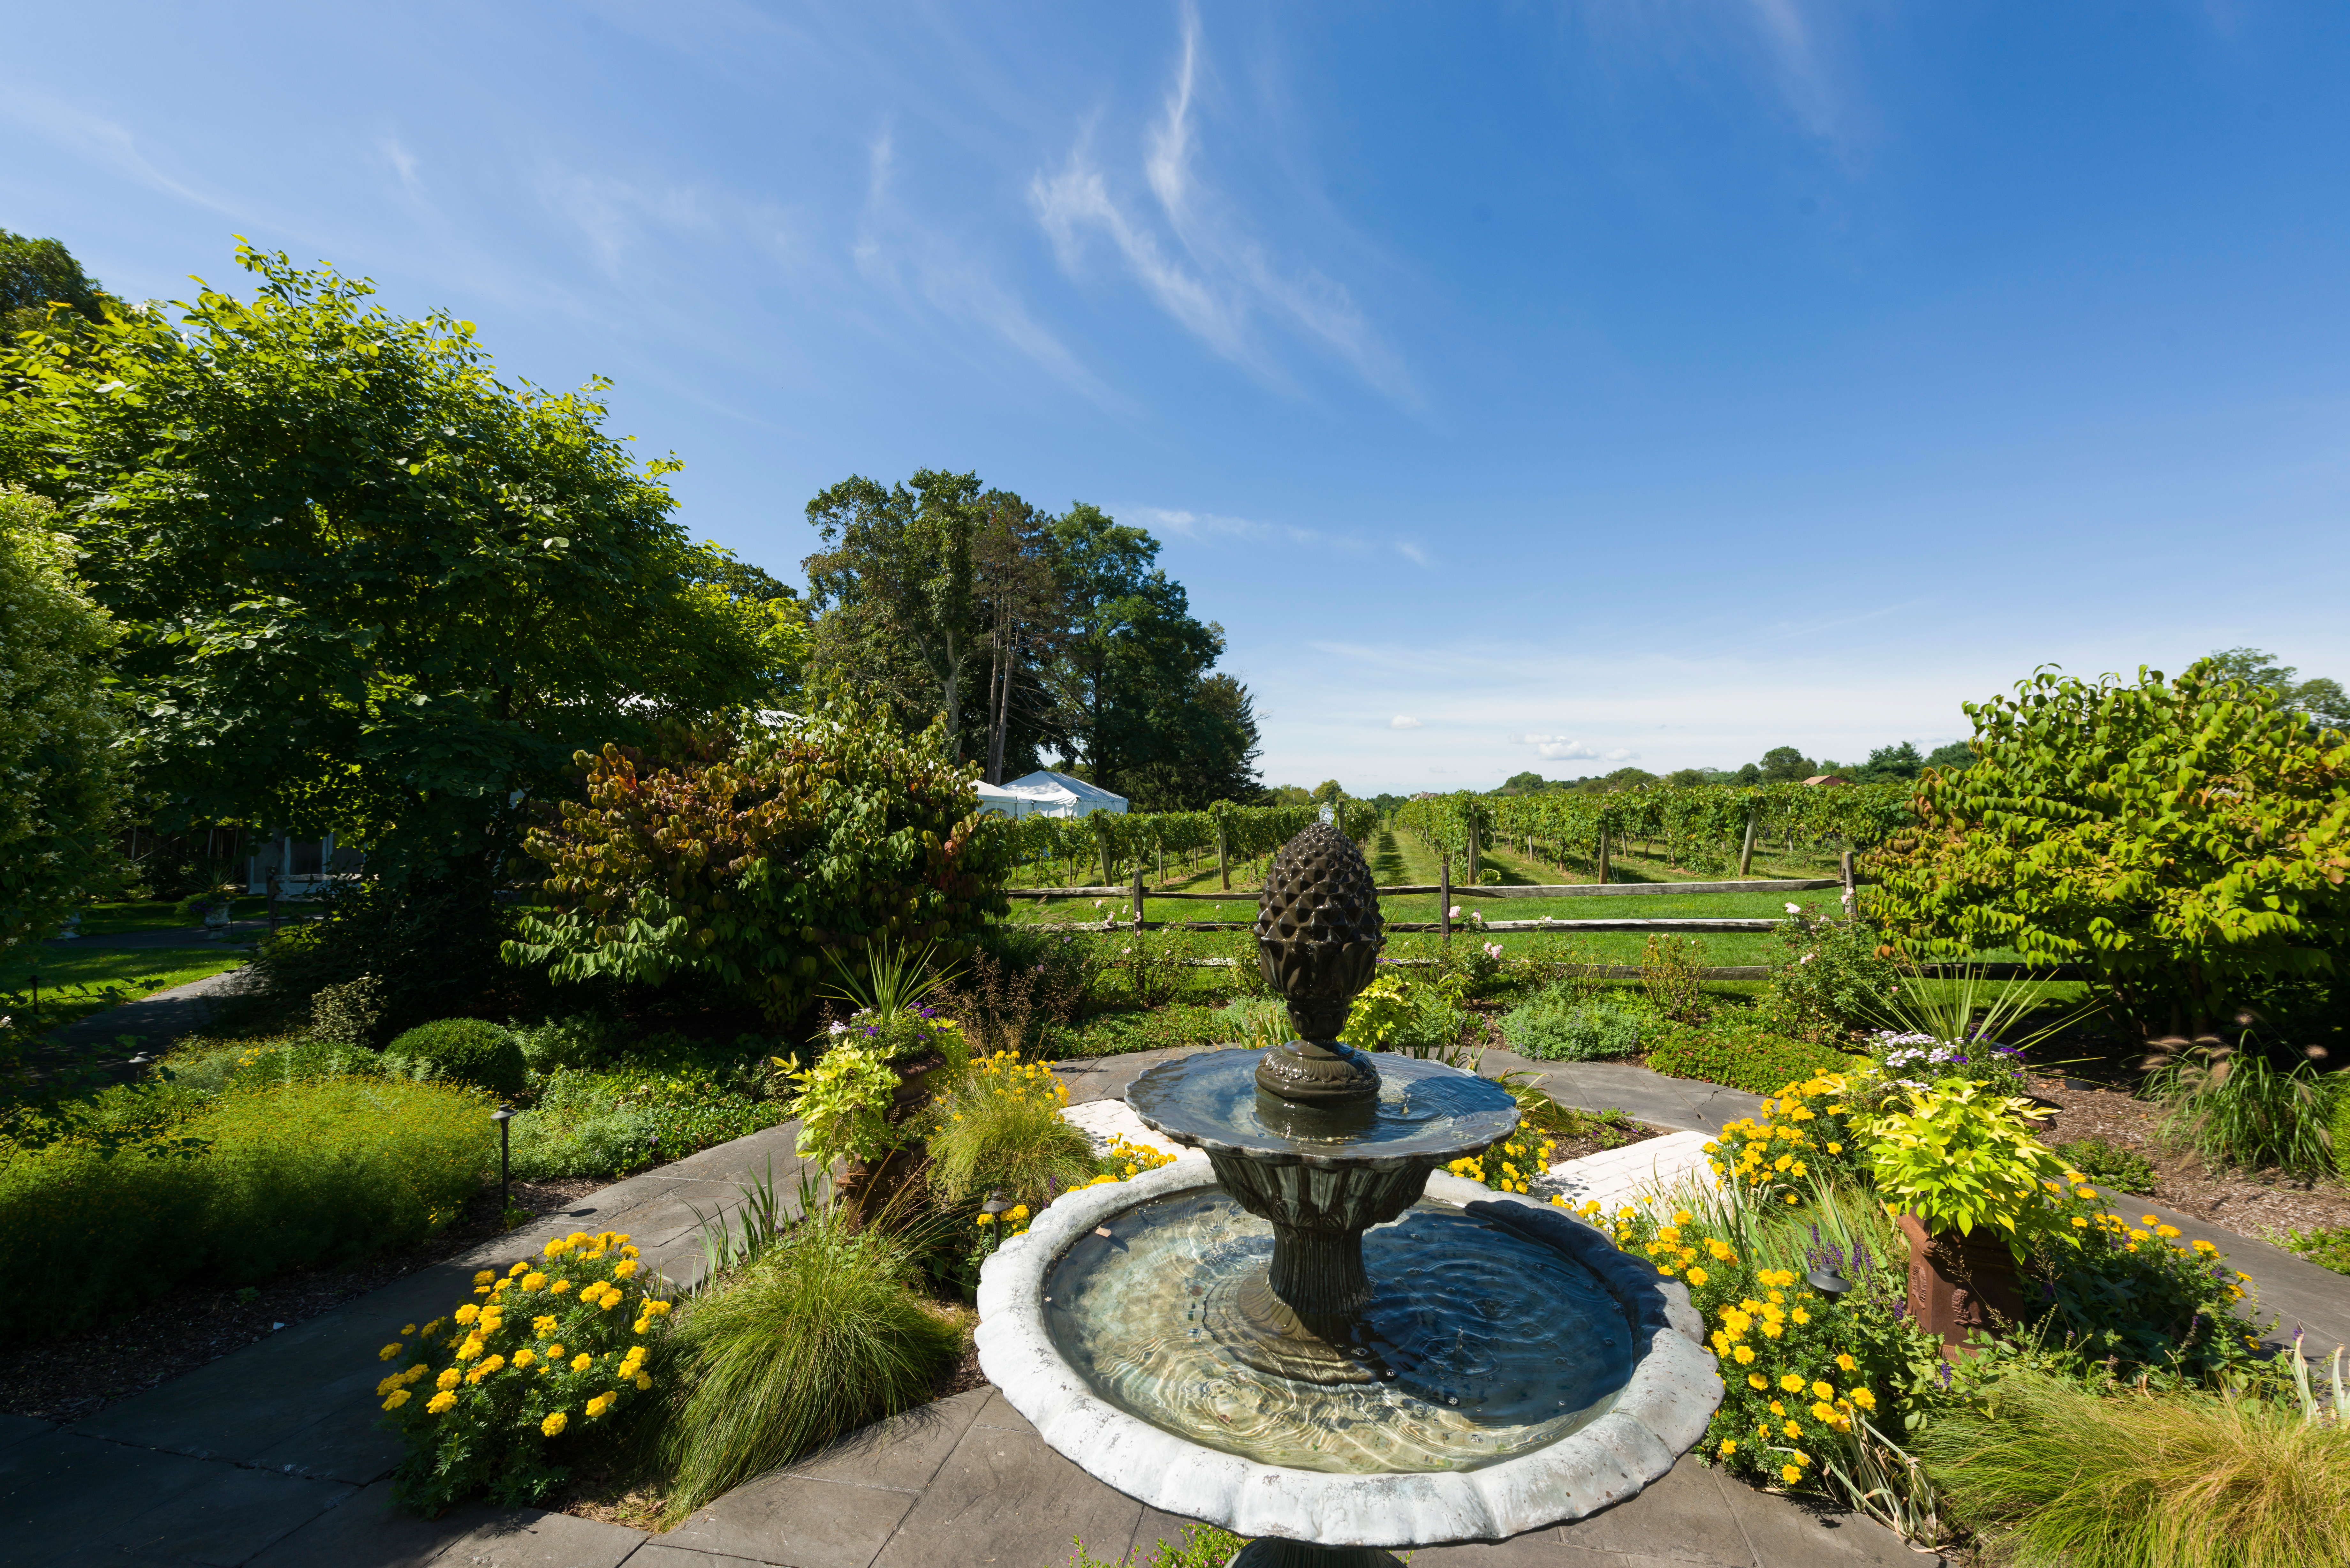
0;946;252;1034
70;896;271;939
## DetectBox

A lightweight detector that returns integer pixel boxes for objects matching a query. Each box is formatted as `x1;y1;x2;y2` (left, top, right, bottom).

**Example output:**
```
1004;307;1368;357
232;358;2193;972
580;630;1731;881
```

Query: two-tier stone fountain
976;826;1720;1567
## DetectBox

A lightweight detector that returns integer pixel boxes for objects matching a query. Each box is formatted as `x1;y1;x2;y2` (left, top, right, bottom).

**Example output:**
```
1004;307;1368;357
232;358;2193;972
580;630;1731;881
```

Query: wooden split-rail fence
1007;857;1864;940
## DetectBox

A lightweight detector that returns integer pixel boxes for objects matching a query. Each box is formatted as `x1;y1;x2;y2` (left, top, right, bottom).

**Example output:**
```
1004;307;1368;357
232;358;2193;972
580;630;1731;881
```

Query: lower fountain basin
1044;1187;1635;1472
976;1164;1724;1548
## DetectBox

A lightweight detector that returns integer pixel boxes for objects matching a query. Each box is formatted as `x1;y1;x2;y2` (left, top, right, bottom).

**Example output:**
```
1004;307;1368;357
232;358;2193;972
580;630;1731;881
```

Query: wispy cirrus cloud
1028;4;1411;402
1515;733;1600;762
857;130;1113;402
1127;503;1353;549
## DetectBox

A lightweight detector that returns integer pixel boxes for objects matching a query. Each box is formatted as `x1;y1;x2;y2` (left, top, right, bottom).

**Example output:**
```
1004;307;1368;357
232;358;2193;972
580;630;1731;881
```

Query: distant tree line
799;469;1262;810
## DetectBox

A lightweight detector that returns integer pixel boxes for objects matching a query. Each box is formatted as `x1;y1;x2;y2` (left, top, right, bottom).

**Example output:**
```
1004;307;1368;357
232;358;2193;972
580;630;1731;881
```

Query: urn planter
1898;1212;2028;1357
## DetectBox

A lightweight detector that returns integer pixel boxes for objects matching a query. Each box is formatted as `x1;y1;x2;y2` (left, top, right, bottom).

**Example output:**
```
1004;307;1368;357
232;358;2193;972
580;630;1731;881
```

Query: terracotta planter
1898;1211;2030;1357
836;1054;945;1226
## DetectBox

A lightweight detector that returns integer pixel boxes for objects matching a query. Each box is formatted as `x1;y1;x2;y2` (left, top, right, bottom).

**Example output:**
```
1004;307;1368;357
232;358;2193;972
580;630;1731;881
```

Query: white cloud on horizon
1389;715;1423;730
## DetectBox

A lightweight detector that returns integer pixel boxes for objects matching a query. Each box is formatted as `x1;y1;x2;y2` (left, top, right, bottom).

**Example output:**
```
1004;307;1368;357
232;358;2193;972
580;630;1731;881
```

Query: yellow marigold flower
1711;1332;1731;1356
455;1304;480;1325
1747;1373;1767;1390
1825;1143;1841;1155
542;1412;568;1437
2191;1239;2217;1254
513;1349;537;1369
1687;1268;1709;1288
534;1315;559;1336
551;1280;572;1294
1769;1401;1785;1415
378;1343;404;1361
518;1272;547;1292
1733;1346;1754;1364
1851;1388;1876;1410
1812;1381;1834;1401
1781;1464;1802;1484
573;1353;593;1373
474;1270;496;1285
1761;1323;1784;1339
382;1389;411;1410
633;1319;650;1336
1811;1402;1836;1423
2156;1224;2180;1239
2070;1216;2088;1228
1779;1373;1805;1393
644;1300;672;1316
426;1391;458;1414
1783;1421;1801;1439
401;1323;416;1336
1790;1307;1809;1325
1835;1354;1855;1372
437;1368;462;1391
635;1373;653;1390
614;1259;639;1279
376;1375;401;1397
1720;1439;1738;1456
478;1354;505;1375
510;1262;530;1277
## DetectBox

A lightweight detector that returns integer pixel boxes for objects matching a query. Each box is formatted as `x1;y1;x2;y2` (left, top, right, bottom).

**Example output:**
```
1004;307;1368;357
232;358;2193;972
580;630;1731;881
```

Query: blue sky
7;2;2347;792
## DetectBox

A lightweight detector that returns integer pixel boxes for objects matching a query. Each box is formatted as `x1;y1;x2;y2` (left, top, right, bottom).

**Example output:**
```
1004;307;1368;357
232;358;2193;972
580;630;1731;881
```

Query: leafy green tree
1759;746;1816;783
0;487;122;946
804;469;992;758
1866;662;2350;1030
0;244;772;900
2203;647;2350;732
1858;742;1925;782
1734;762;1762;786
1118;673;1262;810
1923;741;1975;773
1502;771;1546;793
1601;766;1658;790
1664;767;1707;789
1;230;114;343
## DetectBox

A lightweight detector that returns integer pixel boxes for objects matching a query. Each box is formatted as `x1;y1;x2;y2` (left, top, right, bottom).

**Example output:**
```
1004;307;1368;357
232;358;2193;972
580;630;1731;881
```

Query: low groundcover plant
381;1228;672;1514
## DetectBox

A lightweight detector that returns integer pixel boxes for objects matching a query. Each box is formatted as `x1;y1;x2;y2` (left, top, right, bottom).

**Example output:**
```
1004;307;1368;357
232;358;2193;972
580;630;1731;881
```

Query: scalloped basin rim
974;1165;1725;1549
1126;1048;1523;1166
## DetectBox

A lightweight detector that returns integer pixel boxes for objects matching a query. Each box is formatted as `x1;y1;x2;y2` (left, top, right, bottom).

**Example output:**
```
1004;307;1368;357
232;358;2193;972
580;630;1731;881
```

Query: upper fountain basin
1127;1048;1520;1168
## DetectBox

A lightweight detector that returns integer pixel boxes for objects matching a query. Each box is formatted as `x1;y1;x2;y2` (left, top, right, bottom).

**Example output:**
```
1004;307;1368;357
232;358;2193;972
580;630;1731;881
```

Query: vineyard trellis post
1596;826;1610;886
1217;822;1230;890
1840;849;1856;916
1132;869;1147;927
1737;801;1759;879
1094;813;1115;888
1439;852;1452;951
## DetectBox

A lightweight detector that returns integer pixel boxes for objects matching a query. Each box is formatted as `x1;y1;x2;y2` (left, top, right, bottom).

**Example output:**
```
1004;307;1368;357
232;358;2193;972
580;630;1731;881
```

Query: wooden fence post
1595;828;1610;885
1439;853;1452;951
1217;824;1230;890
1133;869;1147;928
1738;803;1759;879
1156;842;1165;888
1840;849;1856;917
1095;814;1114;888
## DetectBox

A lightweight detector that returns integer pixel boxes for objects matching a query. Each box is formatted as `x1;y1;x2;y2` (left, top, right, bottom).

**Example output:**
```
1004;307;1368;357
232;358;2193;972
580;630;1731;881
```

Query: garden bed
6;1171;598;1425
2025;1069;2350;1238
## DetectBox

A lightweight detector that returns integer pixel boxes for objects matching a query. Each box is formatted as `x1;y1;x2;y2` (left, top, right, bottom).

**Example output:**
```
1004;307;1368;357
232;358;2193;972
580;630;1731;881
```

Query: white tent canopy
983;770;1128;818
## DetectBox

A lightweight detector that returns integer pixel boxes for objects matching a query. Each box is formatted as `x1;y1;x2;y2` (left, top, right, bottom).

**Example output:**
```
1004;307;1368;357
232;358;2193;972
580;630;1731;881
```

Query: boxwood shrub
385;1018;528;1101
1644;1018;1854;1095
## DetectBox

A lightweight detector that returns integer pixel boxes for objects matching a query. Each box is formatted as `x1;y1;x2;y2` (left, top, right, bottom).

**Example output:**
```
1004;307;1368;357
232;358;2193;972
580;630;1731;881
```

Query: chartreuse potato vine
1864;1080;2075;1255
1866;661;2350;1023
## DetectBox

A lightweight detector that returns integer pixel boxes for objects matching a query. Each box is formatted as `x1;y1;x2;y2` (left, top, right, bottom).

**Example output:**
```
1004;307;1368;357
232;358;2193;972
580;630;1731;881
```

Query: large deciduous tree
0;487;123;948
1865;662;2350;1031
0;244;773;899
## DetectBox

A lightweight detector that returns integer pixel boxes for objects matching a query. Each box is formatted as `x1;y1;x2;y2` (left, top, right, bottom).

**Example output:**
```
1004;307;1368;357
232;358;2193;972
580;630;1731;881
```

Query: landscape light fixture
1806;1268;1853;1297
491;1105;514;1224
981;1192;1011;1218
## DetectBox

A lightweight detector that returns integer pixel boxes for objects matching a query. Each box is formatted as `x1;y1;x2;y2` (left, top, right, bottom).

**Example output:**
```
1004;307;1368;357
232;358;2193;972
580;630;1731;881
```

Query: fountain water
977;825;1720;1566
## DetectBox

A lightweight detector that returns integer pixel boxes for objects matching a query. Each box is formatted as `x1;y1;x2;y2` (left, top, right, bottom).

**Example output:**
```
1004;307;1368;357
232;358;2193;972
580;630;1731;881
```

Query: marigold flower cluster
379;1229;672;1513
1706;1072;1869;1204
1447;1130;1557;1195
1586;1200;1901;1497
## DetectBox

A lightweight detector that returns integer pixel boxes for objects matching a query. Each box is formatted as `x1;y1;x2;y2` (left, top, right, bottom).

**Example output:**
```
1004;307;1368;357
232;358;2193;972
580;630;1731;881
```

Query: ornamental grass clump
660;1199;964;1516
1916;1368;2350;1568
383;1228;672;1514
925;1050;1095;1213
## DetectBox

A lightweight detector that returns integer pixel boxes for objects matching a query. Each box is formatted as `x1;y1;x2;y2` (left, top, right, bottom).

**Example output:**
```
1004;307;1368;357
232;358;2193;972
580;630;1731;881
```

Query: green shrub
508;1013;627;1072
1501;990;1649;1062
2054;1136;2159;1195
0;1077;488;1338
245;874;513;1039
384;1227;674;1514
386;1018;528;1101
1915;1369;2350;1568
1759;904;1899;1043
507;1064;786;1180
1646;1018;1851;1094
1339;971;1470;1057
309;973;389;1049
2336;1086;2350;1182
661;1198;964;1517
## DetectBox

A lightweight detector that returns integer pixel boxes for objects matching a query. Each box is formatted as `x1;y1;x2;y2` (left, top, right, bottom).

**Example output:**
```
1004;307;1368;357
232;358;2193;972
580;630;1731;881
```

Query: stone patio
10;1042;2342;1568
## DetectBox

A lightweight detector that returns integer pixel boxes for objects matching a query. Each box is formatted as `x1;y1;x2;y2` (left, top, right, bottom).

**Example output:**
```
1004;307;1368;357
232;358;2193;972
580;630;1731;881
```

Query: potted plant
1864;1078;2073;1356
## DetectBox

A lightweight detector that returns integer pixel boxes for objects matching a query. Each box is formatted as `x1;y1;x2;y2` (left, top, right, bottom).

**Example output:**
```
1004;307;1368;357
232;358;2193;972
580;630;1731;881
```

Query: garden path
19;1043;2339;1568
43;963;258;1053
